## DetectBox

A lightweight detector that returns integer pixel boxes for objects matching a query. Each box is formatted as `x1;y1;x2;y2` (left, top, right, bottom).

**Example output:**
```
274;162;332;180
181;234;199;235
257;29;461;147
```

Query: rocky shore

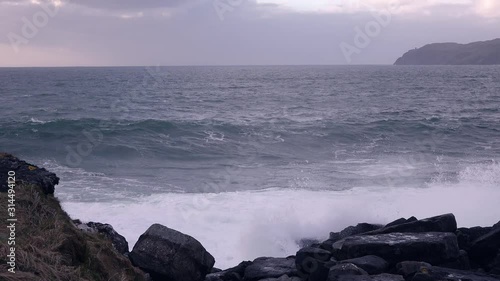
1;154;499;281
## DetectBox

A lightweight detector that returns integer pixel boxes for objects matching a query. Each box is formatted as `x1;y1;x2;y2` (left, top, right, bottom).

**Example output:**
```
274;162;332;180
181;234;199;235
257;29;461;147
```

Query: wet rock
332;232;460;265
244;257;298;281
385;217;418;228
416;266;500;281
130;224;215;281
307;259;338;281
205;261;252;281
456;227;492;250
296;246;332;276
395;261;432;279
364;214;457;236
298;238;321;248
327;263;368;281
74;220;129;255
339;255;388;275
469;227;500;268
0;153;59;194
259;275;301;281
337;274;405;281
330;223;383;241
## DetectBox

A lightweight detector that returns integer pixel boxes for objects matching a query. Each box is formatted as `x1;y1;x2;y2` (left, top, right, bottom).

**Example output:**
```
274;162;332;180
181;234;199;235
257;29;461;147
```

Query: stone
74;221;129;255
396;261;432;278
332;232;460;265
259;275;301;281
244;257;298;281
385;217;418;228
327;263;368;281
0;153;59;194
417;266;500;281
205;261;252;281
364;214;457;236
456;227;492;250
130;224;215;281
339;255;388;275
296;246;332;275
469;227;500;268
336;274;405;281
330;223;383;241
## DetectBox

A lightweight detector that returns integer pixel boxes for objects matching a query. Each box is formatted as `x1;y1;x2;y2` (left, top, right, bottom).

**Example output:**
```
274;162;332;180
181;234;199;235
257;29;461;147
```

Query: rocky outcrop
130;223;215;281
0;153;59;194
244;257;298;281
394;38;500;65
74;220;129;255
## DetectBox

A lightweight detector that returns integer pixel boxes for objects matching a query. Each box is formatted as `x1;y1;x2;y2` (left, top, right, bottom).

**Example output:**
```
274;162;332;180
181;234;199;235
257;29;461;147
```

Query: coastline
1;153;499;281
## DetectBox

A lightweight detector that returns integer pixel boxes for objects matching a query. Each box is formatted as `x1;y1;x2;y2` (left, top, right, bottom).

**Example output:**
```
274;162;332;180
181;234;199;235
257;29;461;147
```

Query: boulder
130;224;215;281
488;250;500;275
332;232;460;265
307;259;338;281
205;261;252;281
469;227;500;268
330;223;383;241
244;257;298;281
339;255;388;275
336;274;405;281
0;153;59;194
364;214;457;236
73;220;129;255
395;261;432;279
296;247;332;276
259;275;301;281
327;263;368;281
456;227;492;250
412;266;500;281
385;217;418;228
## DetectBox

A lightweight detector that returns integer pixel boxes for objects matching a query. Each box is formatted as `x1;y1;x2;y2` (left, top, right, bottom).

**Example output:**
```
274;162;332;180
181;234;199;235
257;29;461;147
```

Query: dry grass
0;184;147;281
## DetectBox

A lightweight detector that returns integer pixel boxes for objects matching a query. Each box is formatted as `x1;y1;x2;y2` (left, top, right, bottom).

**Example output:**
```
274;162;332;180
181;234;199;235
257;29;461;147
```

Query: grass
0;183;147;281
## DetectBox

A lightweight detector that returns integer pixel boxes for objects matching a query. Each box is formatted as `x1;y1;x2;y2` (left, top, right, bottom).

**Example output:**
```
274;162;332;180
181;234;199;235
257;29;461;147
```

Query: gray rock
330;223;383;241
0;153;59;194
364;214;457;236
456;226;492;251
416;266;500;281
332;232;460;265
469;227;500;268
296;247;332;276
244;257;298;281
205;261;251;281
259;275;301;281
327;263;368;281
337;274;405;281
130;224;215;281
74;220;129;255
339;255;388;275
395;261;432;278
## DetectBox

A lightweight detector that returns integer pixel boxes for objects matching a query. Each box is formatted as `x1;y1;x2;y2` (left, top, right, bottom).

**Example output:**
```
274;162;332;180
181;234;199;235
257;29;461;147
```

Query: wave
59;162;500;269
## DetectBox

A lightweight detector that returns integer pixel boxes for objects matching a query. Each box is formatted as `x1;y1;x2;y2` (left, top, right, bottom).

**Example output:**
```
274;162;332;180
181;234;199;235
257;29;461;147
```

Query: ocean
1;65;500;268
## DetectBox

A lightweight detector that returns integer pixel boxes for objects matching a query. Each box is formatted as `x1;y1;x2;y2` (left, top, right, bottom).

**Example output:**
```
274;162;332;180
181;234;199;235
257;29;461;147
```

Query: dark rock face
339;255;388;275
385;217;417;228
394;38;500;65
0;153;59;194
456;227;492;251
205;261;252;281
416;266;500;281
332;232;460;265
259;275;301;281
327;263;368;281
244;257;298;281
130;224;215;281
74;220;129;255
336;274;404;281
395;261;432;279
469;227;500;269
364;214;457;236
330;223;383;241
296;247;333;276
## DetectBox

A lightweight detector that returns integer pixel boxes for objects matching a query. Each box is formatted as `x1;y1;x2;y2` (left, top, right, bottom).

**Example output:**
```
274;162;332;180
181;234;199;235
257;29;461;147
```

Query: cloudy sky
1;0;499;66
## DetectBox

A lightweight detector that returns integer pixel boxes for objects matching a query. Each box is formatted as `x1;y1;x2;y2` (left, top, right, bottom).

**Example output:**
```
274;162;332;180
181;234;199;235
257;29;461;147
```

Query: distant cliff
394;39;500;65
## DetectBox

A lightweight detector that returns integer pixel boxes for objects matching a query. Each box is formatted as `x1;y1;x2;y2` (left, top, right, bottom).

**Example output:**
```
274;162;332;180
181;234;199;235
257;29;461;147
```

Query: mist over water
1;65;500;268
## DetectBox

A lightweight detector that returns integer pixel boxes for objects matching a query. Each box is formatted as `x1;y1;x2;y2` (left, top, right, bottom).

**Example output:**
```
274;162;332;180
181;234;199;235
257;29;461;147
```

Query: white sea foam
60;162;500;269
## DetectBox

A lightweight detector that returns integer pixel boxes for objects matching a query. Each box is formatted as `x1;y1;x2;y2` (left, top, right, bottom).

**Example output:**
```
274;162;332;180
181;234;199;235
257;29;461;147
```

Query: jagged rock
130;224;215;281
396;261;432;279
364;214;457;236
336;274;405;281
296;247;332;276
0;153;59;194
412;266;500;281
339;255;388;275
332;232;460;265
330;223;383;241
469;227;500;268
456;227;492;250
205;261;252;281
298;238;321;248
386;217;418;228
73;220;129;255
244;257;298;281
488;250;500;275
327;263;368;281
307;259;339;281
259;275;301;281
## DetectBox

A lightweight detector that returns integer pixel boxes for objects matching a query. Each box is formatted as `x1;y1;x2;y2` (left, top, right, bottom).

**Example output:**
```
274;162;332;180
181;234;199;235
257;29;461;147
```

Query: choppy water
1;65;500;268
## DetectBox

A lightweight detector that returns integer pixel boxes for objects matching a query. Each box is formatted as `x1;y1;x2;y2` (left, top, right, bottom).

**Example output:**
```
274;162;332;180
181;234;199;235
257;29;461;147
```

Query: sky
0;0;499;66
